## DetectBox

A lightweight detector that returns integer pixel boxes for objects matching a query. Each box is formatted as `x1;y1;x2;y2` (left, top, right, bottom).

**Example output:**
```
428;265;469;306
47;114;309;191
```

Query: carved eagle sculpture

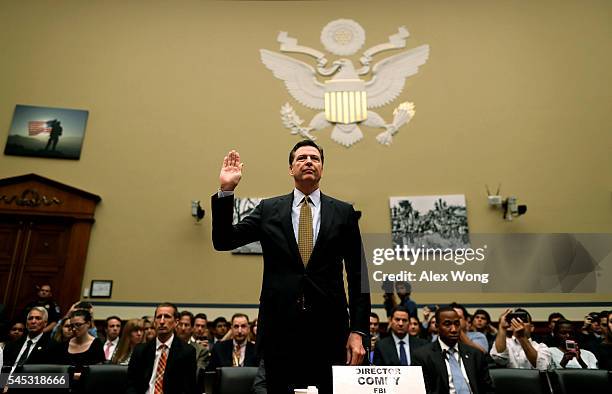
260;44;429;146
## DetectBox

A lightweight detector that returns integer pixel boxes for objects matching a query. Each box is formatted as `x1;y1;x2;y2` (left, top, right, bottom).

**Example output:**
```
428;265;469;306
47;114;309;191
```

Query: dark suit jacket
126;336;197;394
372;335;428;366
211;192;370;362
205;340;258;371
2;332;52;366
411;341;493;394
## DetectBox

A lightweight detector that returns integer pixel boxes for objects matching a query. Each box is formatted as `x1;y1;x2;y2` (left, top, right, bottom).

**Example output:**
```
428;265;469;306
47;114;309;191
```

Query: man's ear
289;166;294;176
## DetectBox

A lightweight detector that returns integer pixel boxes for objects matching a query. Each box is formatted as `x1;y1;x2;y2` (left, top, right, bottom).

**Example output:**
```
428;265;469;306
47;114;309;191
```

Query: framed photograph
90;280;113;298
4;104;89;160
390;194;469;249
232;197;263;254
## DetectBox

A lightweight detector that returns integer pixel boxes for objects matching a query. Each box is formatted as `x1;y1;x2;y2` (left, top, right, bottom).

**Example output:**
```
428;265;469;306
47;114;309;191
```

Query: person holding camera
490;308;552;370
550;319;598;369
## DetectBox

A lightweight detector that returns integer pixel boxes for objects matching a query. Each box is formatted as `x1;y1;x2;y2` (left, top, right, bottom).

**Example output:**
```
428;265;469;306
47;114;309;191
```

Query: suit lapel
431;342;450;393
459;344;478;393
144;341;156;383
309;193;332;265
383;337;401;365
280;192;302;266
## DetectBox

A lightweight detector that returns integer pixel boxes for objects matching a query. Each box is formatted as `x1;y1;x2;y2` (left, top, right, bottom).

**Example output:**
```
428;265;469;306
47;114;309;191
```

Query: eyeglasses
68;322;87;330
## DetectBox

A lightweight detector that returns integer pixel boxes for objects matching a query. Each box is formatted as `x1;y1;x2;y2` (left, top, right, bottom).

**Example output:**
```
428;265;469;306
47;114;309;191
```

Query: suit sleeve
211;193;262;251
343;205;371;335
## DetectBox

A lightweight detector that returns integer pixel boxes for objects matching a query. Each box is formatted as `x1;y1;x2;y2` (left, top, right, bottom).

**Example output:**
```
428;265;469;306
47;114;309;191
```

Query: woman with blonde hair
111;319;144;365
52;318;73;343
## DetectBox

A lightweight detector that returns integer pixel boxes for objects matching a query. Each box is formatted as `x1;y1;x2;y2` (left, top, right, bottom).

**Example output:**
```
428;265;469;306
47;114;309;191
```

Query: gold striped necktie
298;196;313;266
154;344;168;394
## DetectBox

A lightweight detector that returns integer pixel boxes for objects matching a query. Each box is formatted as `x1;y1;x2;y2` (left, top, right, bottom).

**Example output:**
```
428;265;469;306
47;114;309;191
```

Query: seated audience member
408;315;421;338
599;310;609;337
540;312;565;347
373;306;427;366
1;321;25;349
412;306;493;394
52;301;97;338
211;316;229;345
103;316;122;362
192;313;209;348
112;319;144;365
176;311;211;373
450;302;489;352
472;309;497;350
249;317;258;343
52;318;73;343
127;303;197;394
142;317;156;342
594;311;612;370
550;319;598;369
490;308;551;370
577;312;603;352
3;307;53;368
206;313;257;371
53;309;105;370
427;315;438;342
369;312;381;363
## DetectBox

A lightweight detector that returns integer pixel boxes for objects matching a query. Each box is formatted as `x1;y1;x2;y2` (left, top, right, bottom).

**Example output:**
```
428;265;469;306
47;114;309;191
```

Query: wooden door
0;174;100;320
0;217;73;321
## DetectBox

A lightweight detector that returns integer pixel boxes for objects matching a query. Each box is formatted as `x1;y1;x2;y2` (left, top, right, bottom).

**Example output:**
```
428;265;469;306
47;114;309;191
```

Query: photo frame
90;280;113;298
4;104;89;160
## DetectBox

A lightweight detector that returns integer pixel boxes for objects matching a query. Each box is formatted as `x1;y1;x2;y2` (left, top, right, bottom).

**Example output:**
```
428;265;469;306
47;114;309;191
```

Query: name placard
332;366;425;394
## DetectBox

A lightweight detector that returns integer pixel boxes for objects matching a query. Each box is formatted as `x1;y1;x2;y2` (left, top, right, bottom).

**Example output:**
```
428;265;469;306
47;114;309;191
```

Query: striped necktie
298;196;313;266
154;344;168;394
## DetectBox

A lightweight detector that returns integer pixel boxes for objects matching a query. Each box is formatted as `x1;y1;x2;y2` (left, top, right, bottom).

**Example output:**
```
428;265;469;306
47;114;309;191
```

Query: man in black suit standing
206;313;258;371
3;306;52;368
373;306;427;366
412;307;493;394
126;303;197;394
212;140;371;393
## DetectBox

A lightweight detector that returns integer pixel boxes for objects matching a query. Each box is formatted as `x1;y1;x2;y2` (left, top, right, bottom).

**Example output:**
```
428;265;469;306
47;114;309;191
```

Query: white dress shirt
438;338;472;394
103;337;119;361
391;332;411;365
291;188;321;245
10;332;44;375
490;337;552;370
549;347;598;369
146;335;174;394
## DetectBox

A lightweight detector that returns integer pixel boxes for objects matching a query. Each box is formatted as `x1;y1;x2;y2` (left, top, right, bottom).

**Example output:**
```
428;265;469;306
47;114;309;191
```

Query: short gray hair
28;306;48;322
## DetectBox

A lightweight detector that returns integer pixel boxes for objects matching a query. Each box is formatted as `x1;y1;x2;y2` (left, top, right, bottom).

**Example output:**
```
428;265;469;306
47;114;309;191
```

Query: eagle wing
260;49;325;110
365;45;429;108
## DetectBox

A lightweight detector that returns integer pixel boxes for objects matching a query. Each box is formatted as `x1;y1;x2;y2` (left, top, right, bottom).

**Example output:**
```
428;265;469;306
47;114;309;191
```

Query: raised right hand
219;150;243;191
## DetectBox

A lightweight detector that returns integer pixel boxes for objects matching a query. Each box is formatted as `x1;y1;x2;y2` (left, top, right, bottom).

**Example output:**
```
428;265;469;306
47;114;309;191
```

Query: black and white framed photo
90;280;113;298
390;194;469;249
232;197;263;254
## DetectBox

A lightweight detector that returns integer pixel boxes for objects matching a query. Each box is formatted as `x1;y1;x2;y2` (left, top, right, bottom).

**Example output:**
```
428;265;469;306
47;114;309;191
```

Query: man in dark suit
3;306;52;368
412;307;493;394
212;140;371;394
126;303;197;394
206;313;258;371
373;306;427;366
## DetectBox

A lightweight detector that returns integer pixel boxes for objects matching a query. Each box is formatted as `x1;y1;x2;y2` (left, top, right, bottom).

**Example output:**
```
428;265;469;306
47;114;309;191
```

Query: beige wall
1;1;611;320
